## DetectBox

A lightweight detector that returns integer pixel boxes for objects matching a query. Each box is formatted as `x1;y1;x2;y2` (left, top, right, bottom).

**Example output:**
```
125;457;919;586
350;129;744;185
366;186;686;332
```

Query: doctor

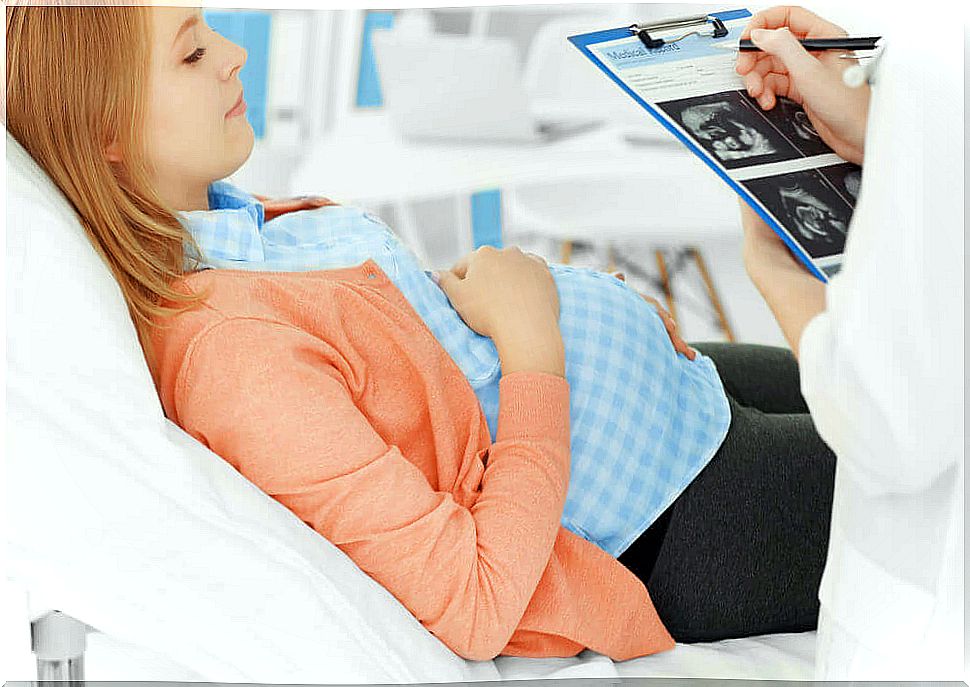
734;6;963;680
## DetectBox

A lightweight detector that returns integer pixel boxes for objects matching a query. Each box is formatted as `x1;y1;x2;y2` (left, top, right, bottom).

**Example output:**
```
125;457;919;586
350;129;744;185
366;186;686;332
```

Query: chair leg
606;242;616;273
654;249;679;327
560;239;573;265
690;247;736;342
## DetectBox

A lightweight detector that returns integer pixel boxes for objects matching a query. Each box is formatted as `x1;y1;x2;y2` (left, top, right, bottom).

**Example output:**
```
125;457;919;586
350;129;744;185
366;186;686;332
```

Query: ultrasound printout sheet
570;9;862;281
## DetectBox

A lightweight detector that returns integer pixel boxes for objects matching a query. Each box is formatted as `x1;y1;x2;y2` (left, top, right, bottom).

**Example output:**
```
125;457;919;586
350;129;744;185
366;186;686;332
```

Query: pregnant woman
6;3;836;661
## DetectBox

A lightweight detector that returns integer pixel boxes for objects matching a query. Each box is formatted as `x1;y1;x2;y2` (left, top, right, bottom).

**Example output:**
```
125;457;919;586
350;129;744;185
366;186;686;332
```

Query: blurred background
210;2;878;347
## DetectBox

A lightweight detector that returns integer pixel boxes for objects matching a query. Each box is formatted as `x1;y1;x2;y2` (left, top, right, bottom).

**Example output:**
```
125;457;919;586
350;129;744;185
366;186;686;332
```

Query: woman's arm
174;317;571;660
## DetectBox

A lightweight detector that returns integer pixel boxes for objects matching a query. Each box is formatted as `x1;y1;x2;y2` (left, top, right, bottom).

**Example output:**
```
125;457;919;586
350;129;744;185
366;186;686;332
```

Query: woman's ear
105;139;123;164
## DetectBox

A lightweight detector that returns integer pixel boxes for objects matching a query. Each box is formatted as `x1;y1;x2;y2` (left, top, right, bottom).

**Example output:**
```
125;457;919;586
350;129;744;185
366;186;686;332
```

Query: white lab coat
797;19;965;681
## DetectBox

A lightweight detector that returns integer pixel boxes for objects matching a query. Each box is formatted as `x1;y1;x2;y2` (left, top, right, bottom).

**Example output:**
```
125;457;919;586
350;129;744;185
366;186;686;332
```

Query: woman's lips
226;94;247;118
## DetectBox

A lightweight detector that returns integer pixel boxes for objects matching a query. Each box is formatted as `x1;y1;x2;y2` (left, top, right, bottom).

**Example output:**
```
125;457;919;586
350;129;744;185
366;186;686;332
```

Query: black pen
732;36;881;52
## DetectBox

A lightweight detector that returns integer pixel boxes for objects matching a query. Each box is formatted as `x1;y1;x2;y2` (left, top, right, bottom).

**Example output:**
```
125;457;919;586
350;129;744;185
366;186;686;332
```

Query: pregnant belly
533;265;730;553
416;260;690;392
548;263;679;367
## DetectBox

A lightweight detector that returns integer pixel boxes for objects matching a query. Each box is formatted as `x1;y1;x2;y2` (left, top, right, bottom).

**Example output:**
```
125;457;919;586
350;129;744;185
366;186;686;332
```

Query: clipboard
569;9;862;283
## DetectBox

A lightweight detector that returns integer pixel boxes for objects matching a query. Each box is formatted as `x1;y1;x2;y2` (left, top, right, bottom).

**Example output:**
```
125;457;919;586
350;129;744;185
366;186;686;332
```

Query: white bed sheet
613;631;817;680
85;629;816;682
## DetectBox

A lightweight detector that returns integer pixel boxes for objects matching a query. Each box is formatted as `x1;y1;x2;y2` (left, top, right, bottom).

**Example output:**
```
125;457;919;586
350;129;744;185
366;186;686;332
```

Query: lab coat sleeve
798;36;964;497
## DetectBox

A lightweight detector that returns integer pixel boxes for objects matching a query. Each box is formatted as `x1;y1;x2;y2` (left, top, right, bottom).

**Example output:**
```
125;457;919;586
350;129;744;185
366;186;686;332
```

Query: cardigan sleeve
172;316;572;661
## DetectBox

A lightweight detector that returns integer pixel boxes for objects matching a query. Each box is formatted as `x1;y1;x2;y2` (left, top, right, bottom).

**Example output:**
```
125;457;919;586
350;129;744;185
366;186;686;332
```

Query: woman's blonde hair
5;0;208;370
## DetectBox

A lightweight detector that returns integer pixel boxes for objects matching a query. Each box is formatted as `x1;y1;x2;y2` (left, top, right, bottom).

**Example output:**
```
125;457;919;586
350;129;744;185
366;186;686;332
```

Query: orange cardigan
150;258;675;662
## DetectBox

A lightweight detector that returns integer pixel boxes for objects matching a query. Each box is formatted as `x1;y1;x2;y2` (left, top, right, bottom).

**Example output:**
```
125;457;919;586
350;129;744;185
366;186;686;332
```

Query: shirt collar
178;179;266;265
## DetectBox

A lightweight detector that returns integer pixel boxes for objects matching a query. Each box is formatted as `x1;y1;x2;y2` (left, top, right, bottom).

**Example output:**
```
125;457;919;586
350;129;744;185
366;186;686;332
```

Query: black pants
617;342;837;643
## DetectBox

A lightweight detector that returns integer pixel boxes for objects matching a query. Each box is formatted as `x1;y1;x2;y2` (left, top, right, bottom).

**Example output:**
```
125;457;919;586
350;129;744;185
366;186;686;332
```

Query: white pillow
4;129;502;683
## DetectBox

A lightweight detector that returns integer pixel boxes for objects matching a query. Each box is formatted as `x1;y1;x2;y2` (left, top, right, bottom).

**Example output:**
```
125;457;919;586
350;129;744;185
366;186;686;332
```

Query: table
288;112;737;206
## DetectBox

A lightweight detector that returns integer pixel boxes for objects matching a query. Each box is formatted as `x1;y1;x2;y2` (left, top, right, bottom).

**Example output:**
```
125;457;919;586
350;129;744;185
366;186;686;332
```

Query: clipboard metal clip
629;14;728;50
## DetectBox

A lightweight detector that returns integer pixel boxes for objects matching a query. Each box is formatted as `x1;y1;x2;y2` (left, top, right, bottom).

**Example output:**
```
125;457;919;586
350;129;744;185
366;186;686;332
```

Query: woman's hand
610;272;697;361
735;6;870;165
438;246;565;377
252;193;338;222
436;245;560;341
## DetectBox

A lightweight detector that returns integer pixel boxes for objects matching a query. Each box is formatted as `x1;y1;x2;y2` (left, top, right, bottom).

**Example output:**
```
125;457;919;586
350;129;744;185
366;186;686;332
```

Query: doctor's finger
743;69;767;99
748;29;836;109
740;56;770;89
745;68;794;109
741;6;847;40
760;73;796;107
814;46;859;71
737;6;847;73
737;7;811;73
745;53;787;80
736;39;783;75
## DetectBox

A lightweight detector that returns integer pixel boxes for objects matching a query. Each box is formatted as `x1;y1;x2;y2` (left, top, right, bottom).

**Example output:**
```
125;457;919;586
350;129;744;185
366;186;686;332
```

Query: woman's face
124;7;254;211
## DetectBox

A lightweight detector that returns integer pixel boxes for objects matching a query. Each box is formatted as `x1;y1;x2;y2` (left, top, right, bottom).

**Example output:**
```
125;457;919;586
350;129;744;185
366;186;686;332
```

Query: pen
732;36;881;52
715;34;885;88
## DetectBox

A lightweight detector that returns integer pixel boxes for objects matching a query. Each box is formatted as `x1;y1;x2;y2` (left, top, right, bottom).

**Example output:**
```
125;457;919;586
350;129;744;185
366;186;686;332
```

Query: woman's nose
223;42;247;80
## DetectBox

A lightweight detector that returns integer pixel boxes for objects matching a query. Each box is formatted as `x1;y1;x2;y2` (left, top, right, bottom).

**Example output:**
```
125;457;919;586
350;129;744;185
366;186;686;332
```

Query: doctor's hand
738;198;827;360
610;272;696;361
739;199;803;280
735;6;870;165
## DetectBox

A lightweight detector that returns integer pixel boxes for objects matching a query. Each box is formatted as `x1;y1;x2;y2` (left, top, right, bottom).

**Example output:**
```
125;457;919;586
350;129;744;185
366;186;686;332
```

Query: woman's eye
184;47;206;65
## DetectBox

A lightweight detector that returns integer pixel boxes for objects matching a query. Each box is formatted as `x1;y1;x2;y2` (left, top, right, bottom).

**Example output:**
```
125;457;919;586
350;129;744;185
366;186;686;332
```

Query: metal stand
31;610;89;684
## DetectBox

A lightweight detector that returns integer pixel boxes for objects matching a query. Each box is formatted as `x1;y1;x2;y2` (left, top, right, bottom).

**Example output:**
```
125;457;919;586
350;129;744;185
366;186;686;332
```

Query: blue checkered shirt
178;180;732;557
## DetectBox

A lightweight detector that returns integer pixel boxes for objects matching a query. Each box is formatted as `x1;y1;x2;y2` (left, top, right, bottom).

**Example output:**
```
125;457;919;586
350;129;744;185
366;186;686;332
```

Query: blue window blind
470;189;504;249
203;10;270;139
356;11;395;108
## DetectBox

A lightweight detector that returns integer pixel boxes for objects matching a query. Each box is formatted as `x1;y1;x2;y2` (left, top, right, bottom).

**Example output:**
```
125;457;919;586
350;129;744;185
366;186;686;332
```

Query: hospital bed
5;128;816;683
